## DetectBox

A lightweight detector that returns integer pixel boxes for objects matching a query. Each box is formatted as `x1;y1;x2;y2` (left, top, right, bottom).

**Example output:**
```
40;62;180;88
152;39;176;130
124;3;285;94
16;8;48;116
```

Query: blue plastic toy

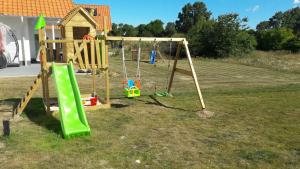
150;50;156;64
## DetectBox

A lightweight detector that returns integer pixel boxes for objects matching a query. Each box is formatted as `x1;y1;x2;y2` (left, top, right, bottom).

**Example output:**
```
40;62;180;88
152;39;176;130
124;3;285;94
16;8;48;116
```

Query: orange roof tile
75;4;112;31
0;0;111;31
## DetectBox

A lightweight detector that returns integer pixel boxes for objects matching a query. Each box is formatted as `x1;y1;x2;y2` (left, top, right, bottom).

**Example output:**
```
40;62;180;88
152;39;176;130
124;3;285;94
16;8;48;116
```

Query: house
0;0;111;66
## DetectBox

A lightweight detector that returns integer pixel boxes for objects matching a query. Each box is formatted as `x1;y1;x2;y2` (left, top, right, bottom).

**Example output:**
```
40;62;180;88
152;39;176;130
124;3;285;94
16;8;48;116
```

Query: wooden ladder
14;73;42;117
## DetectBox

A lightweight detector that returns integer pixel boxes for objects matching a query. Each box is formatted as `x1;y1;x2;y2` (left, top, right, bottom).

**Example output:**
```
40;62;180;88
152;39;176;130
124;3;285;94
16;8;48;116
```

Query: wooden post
105;44;110;104
49;42;54;62
83;40;90;69
55;42;60;62
74;41;85;69
101;40;106;67
103;16;110;104
91;40;95;69
91;40;96;95
95;40;101;68
92;69;96;96
38;29;51;114
183;40;205;110
167;44;181;93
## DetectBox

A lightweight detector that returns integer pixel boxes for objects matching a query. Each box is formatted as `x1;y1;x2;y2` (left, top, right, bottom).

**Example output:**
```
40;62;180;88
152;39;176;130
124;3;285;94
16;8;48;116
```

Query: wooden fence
44;39;108;70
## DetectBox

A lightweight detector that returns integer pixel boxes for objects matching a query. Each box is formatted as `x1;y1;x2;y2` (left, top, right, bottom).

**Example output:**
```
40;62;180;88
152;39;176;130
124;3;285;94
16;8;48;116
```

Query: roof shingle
0;0;111;30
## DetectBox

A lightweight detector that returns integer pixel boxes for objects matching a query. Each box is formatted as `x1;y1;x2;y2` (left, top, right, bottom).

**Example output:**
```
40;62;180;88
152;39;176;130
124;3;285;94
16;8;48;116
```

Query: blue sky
75;0;300;29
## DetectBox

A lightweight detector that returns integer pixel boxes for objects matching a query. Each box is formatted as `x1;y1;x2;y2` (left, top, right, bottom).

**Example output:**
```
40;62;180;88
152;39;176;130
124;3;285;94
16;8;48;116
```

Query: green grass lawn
0;55;300;169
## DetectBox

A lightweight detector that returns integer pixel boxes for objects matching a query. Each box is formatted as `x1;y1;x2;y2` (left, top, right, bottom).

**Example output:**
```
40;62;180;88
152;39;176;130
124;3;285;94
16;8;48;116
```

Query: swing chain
121;39;128;81
164;40;173;91
136;40;141;81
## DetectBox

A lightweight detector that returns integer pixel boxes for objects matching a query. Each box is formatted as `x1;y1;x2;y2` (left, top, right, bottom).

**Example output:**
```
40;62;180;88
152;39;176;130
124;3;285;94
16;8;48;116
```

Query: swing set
118;37;205;111
121;40;142;98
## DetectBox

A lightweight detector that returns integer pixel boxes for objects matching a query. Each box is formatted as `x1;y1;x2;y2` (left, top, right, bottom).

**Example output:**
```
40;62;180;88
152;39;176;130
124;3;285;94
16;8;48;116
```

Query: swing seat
154;91;169;97
124;86;140;98
124;80;141;98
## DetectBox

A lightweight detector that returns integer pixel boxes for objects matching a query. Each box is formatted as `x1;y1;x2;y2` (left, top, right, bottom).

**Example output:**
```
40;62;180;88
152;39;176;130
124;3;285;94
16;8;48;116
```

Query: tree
284;37;300;52
187;13;256;57
256;28;295;50
256;7;300;36
256;21;271;31
269;12;284;29
282;7;300;36
164;22;177;36
145;19;164;37
108;23;137;36
175;2;211;33
109;23;121;36
136;24;152;37
210;14;255;57
187;16;215;56
120;24;138;36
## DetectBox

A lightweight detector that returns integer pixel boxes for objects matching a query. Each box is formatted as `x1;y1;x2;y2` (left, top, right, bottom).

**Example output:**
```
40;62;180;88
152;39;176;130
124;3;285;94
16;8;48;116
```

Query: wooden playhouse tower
14;7;111;116
60;7;98;62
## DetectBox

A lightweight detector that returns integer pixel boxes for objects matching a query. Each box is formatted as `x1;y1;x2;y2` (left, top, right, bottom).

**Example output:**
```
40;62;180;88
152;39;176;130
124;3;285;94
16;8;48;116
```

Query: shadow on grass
0;98;17;117
135;95;189;112
111;103;129;108
22;98;62;135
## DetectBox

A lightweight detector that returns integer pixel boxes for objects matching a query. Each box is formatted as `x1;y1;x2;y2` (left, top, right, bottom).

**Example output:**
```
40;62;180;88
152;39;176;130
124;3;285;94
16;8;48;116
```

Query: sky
75;0;300;29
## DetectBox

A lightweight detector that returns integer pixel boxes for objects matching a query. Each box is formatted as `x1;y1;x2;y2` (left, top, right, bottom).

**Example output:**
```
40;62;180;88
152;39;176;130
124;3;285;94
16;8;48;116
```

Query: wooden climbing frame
14;11;206;118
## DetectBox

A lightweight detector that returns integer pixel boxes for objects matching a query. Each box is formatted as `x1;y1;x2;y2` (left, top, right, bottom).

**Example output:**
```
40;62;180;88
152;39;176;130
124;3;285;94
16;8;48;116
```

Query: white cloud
246;5;260;12
294;0;300;4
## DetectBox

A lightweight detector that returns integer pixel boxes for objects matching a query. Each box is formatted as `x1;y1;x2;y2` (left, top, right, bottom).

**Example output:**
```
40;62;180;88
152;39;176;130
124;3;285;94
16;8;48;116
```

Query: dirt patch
197;110;214;119
0;101;14;120
0;142;6;149
109;71;120;78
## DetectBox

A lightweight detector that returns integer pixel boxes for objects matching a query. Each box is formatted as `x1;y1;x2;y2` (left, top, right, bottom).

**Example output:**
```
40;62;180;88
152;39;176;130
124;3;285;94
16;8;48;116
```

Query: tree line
109;2;300;57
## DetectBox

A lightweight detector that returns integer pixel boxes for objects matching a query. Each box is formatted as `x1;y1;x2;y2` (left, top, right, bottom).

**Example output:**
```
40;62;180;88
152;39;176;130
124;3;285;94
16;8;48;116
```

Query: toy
121;40;142;98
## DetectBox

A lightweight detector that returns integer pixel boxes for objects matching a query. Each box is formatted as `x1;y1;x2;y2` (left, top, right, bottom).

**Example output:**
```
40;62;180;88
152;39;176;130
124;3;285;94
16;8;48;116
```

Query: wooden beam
90;40;95;69
101;40;106;68
39;29;51;114
92;69;96;96
95;40;101;68
106;36;186;42
105;69;110;104
83;40;90;69
167;44;181;93
103;16;108;36
183;40;206;110
48;43;54;62
55;42;60;62
14;73;42;116
156;49;166;62
74;41;85;69
105;45;109;68
45;39;74;43
175;68;193;76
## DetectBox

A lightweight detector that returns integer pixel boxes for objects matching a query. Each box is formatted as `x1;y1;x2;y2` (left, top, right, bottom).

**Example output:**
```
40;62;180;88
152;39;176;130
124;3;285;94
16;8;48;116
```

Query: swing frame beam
106;36;206;110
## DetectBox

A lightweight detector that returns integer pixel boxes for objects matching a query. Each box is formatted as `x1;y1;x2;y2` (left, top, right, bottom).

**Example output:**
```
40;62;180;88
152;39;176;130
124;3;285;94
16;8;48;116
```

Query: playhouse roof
0;0;111;31
60;7;99;28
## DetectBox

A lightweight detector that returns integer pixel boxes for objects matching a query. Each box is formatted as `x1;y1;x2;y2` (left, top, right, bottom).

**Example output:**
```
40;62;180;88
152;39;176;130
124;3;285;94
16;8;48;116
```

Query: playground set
12;7;206;139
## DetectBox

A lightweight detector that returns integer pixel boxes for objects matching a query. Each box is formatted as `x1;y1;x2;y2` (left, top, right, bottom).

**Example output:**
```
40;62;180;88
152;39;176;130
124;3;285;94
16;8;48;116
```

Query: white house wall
0;15;32;65
28;18;37;61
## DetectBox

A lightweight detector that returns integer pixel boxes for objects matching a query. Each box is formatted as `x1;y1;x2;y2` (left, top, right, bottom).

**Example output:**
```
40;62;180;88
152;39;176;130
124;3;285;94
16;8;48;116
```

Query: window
84;8;97;16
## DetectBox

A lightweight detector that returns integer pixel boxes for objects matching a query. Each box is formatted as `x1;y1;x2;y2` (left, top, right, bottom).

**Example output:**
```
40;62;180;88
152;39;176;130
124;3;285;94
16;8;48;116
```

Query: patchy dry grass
222;51;300;74
0;55;300;169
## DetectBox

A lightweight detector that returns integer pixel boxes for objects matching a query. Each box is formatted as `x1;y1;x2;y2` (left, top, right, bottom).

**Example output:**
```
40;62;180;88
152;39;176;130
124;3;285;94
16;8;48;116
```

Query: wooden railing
44;39;108;70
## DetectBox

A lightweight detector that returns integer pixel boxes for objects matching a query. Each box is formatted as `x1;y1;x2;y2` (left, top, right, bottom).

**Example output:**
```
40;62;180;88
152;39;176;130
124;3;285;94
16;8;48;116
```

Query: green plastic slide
52;63;91;139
